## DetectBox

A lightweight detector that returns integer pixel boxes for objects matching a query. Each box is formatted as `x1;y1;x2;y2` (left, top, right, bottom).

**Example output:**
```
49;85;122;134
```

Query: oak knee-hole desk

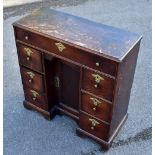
13;8;142;149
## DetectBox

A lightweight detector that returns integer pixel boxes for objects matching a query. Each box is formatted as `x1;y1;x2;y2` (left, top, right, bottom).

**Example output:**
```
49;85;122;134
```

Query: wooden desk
13;8;142;149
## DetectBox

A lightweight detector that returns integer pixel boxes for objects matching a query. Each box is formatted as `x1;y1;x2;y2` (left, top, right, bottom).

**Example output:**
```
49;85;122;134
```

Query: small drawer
24;88;48;110
82;69;115;101
81;92;112;122
20;67;44;92
82;53;117;77
17;43;43;72
79;112;109;140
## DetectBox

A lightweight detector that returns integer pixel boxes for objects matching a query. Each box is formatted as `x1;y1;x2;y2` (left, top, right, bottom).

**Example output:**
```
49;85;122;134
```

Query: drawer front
15;27;117;76
17;43;43;72
81;92;112;122
24;88;48;110
82;69;115;101
21;67;44;92
79;112;109;140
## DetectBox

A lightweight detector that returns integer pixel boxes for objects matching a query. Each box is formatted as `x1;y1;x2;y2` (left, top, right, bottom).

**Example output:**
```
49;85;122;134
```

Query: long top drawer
14;27;118;77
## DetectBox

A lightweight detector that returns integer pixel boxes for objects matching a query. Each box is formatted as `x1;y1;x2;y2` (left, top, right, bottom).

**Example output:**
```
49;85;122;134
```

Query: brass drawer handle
90;97;101;111
24;47;33;61
90;97;101;106
30;90;39;101
27;71;35;79
94;84;98;88
26;57;30;61
92;74;104;83
95;62;100;66
55;42;66;52
25;36;29;40
29;79;32;83
93;107;96;111
89;118;99;130
27;71;35;83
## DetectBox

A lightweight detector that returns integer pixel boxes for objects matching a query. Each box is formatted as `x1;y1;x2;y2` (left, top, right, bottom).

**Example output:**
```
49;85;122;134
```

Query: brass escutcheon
54;76;60;88
92;74;104;83
55;42;66;52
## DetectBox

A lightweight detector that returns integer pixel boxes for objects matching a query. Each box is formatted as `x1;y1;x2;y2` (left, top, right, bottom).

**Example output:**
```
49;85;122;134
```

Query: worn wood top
13;8;142;62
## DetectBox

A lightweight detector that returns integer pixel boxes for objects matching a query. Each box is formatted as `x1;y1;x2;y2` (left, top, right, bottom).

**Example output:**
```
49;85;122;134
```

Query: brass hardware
55;42;66;52
92;74;104;83
27;71;35;79
93;107;96;111
26;57;30;61
33;97;36;101
25;36;29;40
94;84;98;88
29;79;32;83
90;97;101;106
89;118;99;130
24;47;33;57
54;76;60;88
91;126;94;130
95;62;100;66
30;90;39;98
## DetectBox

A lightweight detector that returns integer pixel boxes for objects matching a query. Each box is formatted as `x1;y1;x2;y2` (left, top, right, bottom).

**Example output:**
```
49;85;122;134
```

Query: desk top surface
14;8;142;62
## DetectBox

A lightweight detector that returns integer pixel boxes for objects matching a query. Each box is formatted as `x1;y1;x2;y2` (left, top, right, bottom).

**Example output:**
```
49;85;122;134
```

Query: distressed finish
14;8;140;62
13;8;142;150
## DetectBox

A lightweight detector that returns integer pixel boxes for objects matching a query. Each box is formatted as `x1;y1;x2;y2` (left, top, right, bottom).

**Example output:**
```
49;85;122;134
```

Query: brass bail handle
90;97;101;106
92;74;104;83
27;72;35;83
24;47;33;60
30;90;39;101
89;118;99;130
90;97;101;111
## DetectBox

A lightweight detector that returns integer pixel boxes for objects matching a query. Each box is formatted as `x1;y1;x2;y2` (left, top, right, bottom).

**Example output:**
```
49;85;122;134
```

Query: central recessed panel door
60;61;80;110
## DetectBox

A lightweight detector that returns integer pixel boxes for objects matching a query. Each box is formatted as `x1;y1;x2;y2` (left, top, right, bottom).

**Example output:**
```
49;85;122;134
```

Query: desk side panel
109;41;141;137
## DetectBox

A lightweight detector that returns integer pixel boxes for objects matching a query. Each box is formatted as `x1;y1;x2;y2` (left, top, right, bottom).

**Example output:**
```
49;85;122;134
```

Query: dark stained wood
81;92;112;123
60;61;80;110
13;8;142;150
23;100;52;120
57;102;79;120
13;8;141;62
44;56;60;110
15;27;117;76
17;43;43;72
20;66;44;92
82;69;115;101
76;113;128;150
24;88;48;110
109;42;141;137
79;112;109;141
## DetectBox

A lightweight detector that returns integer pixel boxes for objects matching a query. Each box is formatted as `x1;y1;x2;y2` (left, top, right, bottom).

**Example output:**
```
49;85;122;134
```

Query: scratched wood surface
14;8;142;61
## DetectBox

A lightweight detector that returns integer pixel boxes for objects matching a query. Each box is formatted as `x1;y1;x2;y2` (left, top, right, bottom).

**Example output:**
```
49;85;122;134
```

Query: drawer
17;43;43;72
82;69;115;101
20;67;44;92
79;112;109;140
81;92;112;122
15;27;117;76
24;88;48;110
